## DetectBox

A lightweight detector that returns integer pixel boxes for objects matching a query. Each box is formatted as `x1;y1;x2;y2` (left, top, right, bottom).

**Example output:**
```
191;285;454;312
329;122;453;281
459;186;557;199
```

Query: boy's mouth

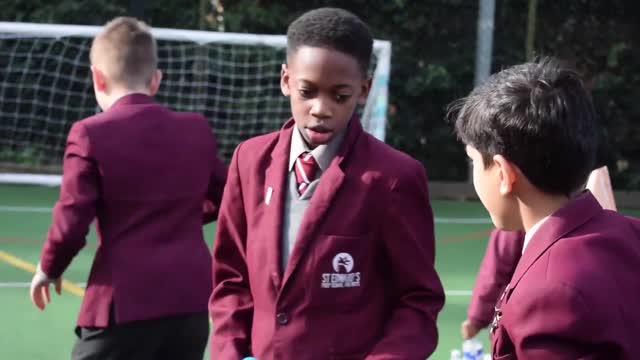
307;125;331;133
305;126;333;144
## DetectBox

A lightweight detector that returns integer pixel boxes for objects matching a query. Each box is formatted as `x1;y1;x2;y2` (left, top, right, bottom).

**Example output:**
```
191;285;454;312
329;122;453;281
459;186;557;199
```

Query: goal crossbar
0;21;391;187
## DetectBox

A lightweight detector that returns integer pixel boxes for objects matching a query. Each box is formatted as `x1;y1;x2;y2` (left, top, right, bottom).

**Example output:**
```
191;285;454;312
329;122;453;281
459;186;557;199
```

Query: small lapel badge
265;186;273;205
490;306;502;334
490;283;510;334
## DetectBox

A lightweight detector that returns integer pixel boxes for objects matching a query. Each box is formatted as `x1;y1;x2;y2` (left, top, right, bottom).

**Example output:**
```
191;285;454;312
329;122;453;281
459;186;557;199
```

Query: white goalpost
0;21;391;186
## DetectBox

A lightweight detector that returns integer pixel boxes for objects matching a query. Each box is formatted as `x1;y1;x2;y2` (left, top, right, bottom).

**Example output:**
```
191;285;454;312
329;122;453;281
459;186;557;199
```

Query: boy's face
281;46;371;148
466;145;521;230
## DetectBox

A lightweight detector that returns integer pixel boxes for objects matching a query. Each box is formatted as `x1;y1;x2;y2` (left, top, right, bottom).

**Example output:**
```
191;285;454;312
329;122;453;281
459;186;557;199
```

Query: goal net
0;21;391;186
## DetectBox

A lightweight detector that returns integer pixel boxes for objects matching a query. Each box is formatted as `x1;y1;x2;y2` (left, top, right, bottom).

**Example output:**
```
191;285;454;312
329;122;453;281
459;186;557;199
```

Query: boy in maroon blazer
461;167;618;340
451;57;640;359
209;7;445;360
29;17;226;360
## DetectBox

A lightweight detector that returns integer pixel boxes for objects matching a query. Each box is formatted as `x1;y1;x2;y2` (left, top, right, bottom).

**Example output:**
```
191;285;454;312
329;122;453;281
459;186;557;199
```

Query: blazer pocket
310;234;375;309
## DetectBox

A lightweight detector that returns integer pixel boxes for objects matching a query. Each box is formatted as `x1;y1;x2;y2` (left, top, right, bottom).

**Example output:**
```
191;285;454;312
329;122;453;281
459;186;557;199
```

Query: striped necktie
294;151;319;195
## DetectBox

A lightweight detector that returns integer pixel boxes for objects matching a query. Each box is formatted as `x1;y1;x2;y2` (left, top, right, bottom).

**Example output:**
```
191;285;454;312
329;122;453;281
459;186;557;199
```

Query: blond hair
90;17;157;89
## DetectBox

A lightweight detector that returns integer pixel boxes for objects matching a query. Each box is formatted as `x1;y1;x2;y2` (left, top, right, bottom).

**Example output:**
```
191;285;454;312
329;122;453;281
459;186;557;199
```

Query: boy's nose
310;98;332;119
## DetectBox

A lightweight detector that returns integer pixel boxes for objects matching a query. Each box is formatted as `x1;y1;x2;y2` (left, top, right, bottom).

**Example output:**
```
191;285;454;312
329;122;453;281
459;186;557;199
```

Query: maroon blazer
467;229;525;328
209;119;445;360
39;94;227;327
491;192;640;359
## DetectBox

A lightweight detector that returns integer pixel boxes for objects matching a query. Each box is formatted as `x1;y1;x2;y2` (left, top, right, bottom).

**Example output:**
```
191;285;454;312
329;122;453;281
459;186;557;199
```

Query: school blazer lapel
263;121;294;291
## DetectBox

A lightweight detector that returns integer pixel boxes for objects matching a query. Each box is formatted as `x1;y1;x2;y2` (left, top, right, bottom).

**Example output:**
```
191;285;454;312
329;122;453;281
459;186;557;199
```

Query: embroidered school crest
321;252;361;288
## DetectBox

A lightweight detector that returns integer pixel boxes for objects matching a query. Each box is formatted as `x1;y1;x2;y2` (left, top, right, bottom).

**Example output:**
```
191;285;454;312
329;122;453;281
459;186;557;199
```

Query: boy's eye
335;94;351;102
299;89;314;98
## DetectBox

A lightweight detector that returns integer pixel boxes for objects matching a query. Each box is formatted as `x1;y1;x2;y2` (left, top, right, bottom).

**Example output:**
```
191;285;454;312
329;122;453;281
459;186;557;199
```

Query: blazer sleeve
203;125;228;224
366;162;445;360
467;229;525;327
209;143;253;358
40;122;98;279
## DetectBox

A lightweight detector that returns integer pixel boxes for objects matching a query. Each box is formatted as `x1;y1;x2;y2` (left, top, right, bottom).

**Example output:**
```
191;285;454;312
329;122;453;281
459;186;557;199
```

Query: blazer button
276;312;289;325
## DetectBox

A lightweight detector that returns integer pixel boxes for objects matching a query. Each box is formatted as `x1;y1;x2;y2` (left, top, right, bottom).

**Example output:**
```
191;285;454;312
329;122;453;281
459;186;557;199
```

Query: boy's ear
493;154;518;195
91;65;107;92
280;63;291;96
358;77;372;105
149;70;163;96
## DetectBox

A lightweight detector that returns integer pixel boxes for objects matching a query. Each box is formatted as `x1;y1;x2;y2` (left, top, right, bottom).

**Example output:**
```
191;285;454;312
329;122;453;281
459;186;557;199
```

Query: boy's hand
461;319;481;339
30;263;62;310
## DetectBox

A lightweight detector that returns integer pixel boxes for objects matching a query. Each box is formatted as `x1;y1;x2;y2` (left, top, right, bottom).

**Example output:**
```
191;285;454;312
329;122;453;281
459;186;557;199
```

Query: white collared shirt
288;124;345;174
522;216;550;254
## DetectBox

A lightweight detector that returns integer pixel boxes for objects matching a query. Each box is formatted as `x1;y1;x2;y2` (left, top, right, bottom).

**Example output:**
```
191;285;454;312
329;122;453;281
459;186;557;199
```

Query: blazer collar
509;191;603;289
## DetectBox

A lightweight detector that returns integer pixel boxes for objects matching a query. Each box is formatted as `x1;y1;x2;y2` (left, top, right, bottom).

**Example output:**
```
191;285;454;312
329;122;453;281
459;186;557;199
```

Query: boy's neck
518;190;570;233
102;87;151;110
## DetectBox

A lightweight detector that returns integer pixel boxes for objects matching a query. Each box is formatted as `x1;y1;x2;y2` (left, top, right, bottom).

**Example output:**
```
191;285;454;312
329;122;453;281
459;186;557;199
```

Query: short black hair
286;7;373;75
450;57;598;196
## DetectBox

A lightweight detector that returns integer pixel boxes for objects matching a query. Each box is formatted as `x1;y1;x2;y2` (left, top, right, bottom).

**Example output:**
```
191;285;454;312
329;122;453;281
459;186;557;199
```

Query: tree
2;0;639;188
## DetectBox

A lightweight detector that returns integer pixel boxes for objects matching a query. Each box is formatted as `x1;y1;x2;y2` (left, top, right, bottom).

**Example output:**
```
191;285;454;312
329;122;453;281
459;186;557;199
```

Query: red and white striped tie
294;151;319;195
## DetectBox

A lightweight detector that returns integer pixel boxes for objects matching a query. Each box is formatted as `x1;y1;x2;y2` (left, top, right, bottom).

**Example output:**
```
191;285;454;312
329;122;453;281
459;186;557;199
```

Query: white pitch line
434;218;492;224
0;206;51;213
445;290;473;296
0;282;33;288
0;205;492;224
